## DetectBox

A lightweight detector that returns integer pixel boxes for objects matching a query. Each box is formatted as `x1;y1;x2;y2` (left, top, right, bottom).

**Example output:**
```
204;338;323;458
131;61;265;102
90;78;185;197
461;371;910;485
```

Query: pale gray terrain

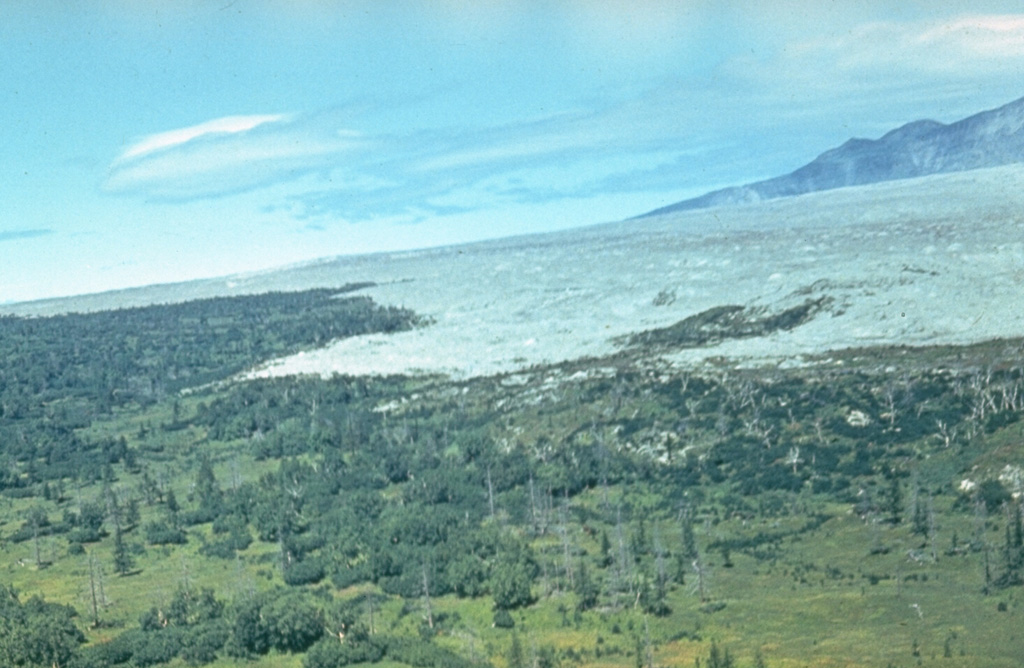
7;165;1024;379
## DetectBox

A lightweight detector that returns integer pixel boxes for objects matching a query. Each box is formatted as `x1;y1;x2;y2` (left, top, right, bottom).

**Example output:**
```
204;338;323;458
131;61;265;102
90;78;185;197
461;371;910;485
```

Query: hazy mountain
639;95;1024;217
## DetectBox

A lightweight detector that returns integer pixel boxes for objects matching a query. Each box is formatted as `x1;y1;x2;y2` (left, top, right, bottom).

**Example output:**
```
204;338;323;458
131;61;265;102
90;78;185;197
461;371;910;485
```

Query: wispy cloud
916;15;1024;59
101;13;1024;222
103;108;605;216
816;14;1024;78
0;229;52;243
412;130;588;173
119;114;287;160
723;14;1024;102
104;113;367;200
282;112;676;223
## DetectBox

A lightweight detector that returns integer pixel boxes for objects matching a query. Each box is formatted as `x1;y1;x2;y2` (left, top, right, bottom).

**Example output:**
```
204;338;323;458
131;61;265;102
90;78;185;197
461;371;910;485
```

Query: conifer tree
681;509;698;560
112;527;133;576
574;558;599;612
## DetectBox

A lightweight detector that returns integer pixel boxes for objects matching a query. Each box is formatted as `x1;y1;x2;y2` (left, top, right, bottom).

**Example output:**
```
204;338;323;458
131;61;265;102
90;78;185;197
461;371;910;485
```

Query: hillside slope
640;95;1024;216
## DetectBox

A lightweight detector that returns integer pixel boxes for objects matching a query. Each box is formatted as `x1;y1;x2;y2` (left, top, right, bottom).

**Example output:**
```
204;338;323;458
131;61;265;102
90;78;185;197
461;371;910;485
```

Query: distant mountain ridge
639;95;1024;217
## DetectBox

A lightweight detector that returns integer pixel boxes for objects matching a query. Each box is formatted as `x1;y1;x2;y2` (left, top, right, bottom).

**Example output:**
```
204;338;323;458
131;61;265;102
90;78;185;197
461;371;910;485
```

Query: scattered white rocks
998;465;1024;499
846;410;873;428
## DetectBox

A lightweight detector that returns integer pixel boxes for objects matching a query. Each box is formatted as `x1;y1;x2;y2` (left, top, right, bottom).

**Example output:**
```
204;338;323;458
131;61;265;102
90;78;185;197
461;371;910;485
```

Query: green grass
4;337;1024;667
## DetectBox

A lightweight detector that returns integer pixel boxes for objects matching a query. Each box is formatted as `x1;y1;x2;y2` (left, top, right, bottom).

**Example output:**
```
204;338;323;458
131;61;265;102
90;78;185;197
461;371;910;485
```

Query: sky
3;1;1024;303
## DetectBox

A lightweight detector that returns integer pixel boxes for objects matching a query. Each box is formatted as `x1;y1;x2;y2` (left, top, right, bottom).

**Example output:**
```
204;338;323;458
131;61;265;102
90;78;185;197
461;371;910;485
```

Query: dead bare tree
690;553;711;603
935;419;956;448
421;561;434;630
604;505;635;608
558;493;574;589
882;382;900;428
744;415;775;449
785;446;803;474
486;466;495;520
927;495;939;562
86;552;101;627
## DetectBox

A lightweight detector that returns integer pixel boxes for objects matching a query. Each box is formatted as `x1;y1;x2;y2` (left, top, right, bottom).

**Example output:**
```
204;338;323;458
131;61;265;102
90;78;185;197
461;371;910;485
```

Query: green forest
2;287;1024;668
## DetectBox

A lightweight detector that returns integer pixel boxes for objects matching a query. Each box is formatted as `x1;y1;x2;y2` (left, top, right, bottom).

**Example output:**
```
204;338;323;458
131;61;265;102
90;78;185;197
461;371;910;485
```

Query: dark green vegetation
622;297;832;350
0;286;419;487
2;290;1024;668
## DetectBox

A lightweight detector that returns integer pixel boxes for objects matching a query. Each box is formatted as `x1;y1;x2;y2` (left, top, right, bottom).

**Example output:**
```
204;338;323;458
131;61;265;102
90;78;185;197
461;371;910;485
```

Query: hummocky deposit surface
9;165;1024;380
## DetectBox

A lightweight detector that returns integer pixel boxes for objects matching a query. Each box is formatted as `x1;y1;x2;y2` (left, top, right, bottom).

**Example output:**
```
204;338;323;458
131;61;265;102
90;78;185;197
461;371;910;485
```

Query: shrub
379;635;481;668
67;527;104;543
180;623;229;666
302;637;384;668
126;628;184;667
144;521;187;545
978;479;1012;511
199;538;237;559
493;609;515;628
283;559;325;586
263;592;324;653
75;633;135;666
330;564;370;590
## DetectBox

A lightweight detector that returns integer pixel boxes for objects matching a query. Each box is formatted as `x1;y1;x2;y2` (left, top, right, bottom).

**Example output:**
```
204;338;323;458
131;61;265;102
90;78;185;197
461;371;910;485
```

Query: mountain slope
639;95;1024;217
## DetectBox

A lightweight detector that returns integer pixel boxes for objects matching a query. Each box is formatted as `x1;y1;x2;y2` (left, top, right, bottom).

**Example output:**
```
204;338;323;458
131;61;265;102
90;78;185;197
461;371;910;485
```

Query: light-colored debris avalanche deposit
9;165;1024;380
245;165;1024;378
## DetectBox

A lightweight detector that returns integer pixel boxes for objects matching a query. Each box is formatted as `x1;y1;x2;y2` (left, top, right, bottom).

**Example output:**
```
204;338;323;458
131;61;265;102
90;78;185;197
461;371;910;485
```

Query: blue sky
3;1;1024;302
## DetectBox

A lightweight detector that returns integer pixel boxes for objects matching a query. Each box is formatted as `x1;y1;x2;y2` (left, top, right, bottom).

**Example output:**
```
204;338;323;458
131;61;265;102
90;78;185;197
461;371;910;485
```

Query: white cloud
104;113;367;200
413;129;589;172
737;13;1024;87
118;114;288;161
826;14;1024;74
917;14;1024;58
688;12;1024;151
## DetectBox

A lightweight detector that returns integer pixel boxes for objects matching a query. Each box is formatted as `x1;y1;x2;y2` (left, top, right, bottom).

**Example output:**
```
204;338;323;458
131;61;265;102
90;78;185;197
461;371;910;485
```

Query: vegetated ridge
619;297;833;350
639;94;1024;216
